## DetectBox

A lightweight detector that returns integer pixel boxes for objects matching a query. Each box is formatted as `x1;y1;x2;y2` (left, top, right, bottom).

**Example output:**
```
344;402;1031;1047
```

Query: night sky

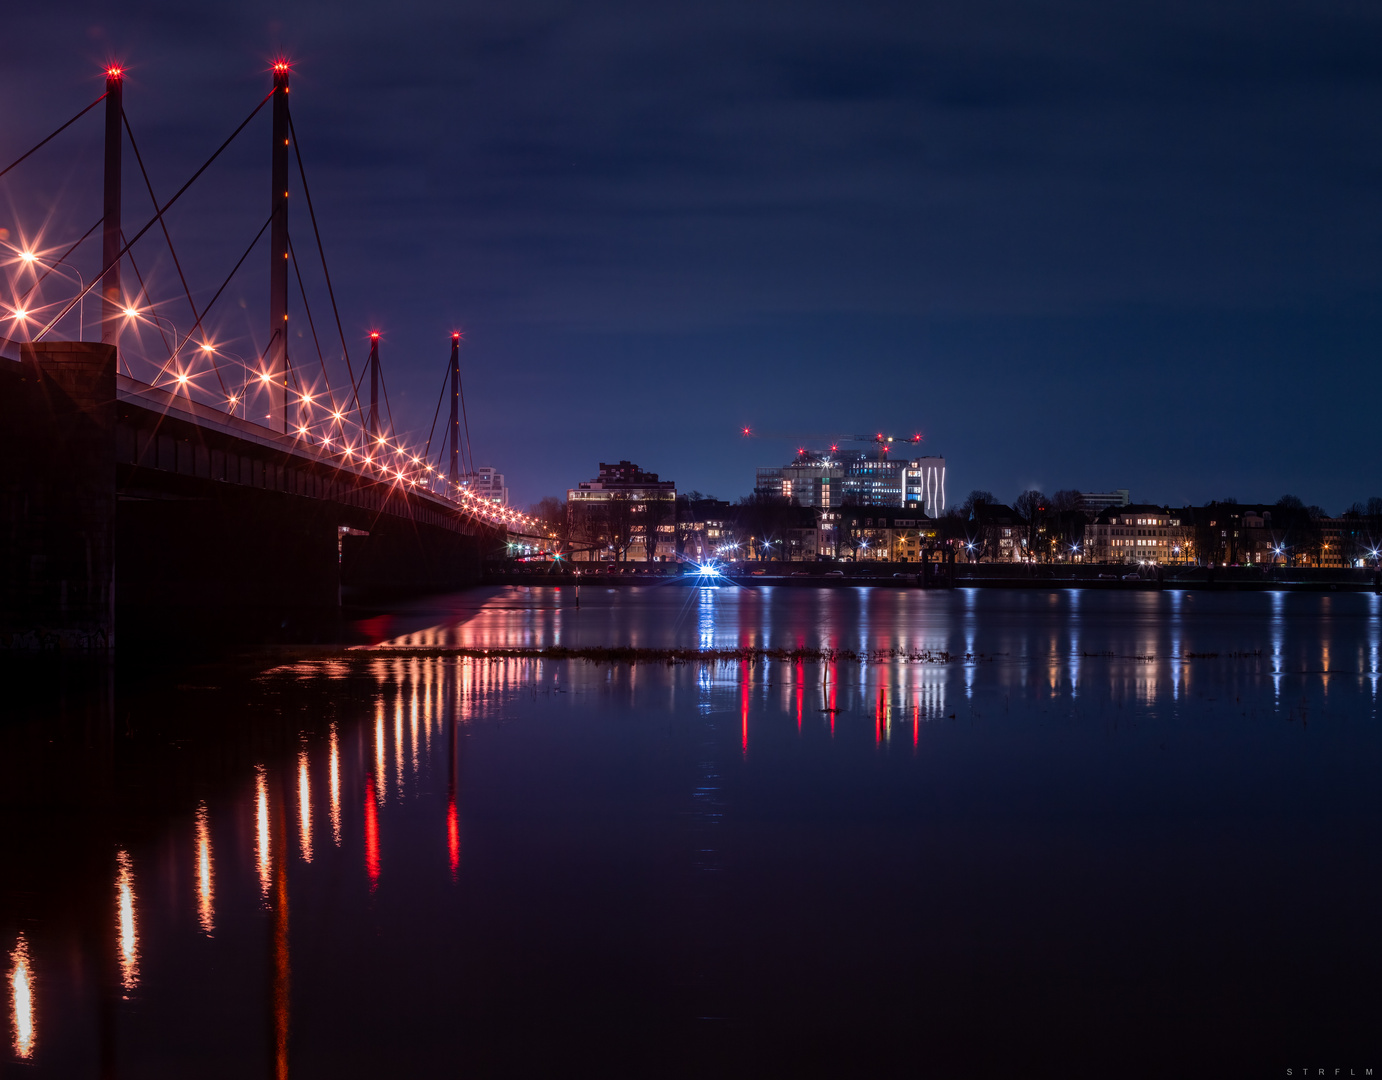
4;1;1380;511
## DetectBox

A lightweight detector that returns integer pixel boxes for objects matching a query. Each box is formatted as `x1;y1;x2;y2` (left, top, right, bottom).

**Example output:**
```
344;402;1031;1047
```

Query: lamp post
16;250;86;339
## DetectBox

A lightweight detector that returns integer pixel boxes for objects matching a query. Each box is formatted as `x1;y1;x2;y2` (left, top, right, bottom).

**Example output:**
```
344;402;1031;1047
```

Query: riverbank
486;562;1382;592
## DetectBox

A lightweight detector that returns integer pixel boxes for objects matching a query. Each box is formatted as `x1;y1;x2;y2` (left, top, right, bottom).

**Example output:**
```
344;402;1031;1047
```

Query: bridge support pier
0;343;117;648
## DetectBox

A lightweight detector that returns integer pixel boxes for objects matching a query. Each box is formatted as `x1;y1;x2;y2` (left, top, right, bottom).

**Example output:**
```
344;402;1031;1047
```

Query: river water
2;586;1379;1077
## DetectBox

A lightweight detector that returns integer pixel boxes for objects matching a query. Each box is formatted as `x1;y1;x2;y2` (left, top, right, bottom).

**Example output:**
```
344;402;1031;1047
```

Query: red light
106;66;125;80
370;331;379;340
742;427;751;435
452;332;460;339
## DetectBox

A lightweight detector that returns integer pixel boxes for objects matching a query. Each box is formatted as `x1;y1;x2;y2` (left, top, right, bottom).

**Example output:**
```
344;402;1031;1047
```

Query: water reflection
115;850;138;994
364;772;381;889
256;765;272;898
195;802;214;935
298;748;313;864
10;935;33;1059
6;588;1380;1075
330;722;342;847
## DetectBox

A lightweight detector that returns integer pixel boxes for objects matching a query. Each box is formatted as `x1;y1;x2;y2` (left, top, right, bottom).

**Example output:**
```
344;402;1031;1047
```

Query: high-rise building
1079;489;1130;513
756;450;945;514
461;466;507;506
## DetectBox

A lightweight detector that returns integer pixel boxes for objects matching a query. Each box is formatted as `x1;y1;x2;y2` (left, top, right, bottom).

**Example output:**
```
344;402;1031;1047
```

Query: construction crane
739;428;923;454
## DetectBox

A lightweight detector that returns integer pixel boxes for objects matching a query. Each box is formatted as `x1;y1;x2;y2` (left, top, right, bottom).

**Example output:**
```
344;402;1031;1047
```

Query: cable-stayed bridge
0;62;540;647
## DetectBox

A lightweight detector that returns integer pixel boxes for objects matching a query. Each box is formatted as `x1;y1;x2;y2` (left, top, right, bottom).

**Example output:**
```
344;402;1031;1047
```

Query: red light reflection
364;773;381;889
447;798;460;878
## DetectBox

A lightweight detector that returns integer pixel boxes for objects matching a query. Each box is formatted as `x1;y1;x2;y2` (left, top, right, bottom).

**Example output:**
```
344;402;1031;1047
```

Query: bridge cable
375;359;401;459
119;236;177;364
148;210;273;387
14;214;102;306
35;89;275;342
287;232;342;432
420;350;453;490
120;111;228;397
285;108;367;435
0;93;107;182
457;341;476;484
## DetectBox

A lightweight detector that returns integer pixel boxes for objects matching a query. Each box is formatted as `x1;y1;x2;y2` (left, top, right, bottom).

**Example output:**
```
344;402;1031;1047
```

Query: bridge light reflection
256;766;272;897
11;934;34;1058
298;749;313;863
195;803;214;935
115;850;139;993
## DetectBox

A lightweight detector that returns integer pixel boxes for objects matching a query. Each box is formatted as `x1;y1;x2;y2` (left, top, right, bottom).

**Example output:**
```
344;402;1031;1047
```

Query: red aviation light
452;331;460;340
370;331;380;340
106;65;125;80
272;59;291;74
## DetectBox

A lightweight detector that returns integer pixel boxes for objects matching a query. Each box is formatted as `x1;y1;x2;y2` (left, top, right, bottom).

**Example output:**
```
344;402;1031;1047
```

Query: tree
733;491;795;560
961;490;996;519
606;494;636;561
527;496;569;553
642;496;671;561
1014;489;1046;560
1049;489;1083;514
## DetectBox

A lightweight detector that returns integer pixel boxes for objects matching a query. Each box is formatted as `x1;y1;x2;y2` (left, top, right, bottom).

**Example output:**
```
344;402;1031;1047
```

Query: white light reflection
11;935;34;1058
1168;589;1182;702
115;850;138;994
330;722;342;846
256;766;272;897
195;803;214;935
410;681;420;777
1368;593;1380;702
394;692;405;797
1270;591;1285;704
298;748;313;863
374;702;386;805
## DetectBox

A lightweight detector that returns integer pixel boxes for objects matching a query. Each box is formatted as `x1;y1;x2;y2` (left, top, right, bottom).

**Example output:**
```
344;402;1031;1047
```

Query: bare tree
961;490;996;519
1049;489;1082;513
1014;489;1046;560
642;496;671;561
528;496;569;552
606;494;636;562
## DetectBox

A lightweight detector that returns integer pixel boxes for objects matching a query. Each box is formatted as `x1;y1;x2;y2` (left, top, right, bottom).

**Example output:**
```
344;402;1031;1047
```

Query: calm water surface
2;587;1379;1077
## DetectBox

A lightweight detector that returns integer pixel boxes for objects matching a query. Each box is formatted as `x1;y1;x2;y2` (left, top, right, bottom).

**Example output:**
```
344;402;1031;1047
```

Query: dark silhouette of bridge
0;62;539;647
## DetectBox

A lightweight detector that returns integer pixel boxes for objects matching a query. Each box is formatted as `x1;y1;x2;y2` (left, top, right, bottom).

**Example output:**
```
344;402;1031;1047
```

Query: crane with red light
739;428;923;455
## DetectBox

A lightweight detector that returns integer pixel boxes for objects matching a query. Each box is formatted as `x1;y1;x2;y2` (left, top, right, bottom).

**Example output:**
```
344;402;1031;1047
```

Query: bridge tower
267;61;291;432
101;66;123;349
449;332;460;489
368;331;380;439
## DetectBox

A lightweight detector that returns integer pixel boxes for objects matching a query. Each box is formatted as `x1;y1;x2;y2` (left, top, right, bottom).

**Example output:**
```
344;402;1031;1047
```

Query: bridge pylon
101;66;123;351
267;61;291;432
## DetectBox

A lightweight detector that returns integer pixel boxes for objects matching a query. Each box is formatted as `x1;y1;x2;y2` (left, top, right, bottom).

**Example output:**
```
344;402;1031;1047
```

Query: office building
460;466;507;506
756;450;945;513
